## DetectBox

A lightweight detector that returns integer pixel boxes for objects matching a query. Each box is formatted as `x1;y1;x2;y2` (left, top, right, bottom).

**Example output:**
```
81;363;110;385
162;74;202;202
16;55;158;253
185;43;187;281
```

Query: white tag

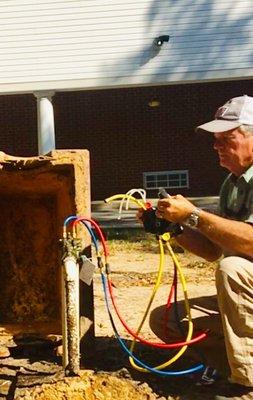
79;256;96;285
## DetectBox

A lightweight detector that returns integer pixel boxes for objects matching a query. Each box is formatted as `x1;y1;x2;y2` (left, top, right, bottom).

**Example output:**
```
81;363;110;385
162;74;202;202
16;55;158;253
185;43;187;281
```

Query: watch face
189;216;198;227
183;209;200;228
185;213;199;227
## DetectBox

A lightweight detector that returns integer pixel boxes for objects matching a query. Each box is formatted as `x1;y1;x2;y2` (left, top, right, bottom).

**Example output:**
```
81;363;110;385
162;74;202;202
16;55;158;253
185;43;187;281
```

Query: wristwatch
183;208;202;228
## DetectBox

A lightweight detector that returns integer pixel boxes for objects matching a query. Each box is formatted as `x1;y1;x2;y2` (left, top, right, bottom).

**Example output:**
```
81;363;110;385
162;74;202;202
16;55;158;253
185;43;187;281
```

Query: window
143;170;189;190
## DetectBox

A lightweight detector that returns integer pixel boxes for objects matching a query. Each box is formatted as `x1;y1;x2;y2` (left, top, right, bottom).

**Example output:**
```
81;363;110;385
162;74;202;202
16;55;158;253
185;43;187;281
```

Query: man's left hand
156;195;195;223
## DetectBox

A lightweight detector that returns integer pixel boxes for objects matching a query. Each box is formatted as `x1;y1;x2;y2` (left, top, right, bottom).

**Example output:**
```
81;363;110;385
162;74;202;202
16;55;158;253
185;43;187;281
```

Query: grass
103;227;150;241
105;230;183;255
107;232;158;253
102;227;217;278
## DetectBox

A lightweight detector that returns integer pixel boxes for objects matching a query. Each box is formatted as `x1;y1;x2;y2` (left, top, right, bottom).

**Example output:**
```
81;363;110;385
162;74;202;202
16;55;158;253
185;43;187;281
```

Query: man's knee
215;256;252;288
216;257;234;284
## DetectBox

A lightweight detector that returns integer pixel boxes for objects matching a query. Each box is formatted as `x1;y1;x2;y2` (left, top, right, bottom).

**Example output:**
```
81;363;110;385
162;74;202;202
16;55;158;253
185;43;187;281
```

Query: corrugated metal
0;0;252;93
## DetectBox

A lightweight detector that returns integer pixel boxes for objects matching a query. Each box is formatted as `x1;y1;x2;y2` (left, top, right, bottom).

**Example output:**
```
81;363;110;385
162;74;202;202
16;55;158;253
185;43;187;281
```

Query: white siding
0;0;252;93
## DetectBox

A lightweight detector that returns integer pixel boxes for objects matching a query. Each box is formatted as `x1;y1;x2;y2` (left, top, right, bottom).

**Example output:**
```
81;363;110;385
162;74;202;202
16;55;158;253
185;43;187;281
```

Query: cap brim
195;119;241;133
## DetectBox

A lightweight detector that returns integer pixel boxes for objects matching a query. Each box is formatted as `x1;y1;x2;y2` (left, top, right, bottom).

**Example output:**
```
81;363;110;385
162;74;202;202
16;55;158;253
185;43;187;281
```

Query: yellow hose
105;194;147;210
104;193;194;373
129;234;193;372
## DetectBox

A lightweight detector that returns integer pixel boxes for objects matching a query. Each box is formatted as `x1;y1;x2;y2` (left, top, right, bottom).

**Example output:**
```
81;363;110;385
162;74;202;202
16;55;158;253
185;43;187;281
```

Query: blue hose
101;272;204;376
63;215;99;252
63;215;205;377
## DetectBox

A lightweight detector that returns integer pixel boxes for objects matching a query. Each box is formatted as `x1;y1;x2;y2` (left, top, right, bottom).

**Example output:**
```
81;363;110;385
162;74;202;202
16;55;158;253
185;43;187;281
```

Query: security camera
154;35;170;47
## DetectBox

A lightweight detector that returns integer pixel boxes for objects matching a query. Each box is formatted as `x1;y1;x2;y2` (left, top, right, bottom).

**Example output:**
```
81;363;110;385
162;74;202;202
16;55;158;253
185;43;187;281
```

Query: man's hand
156;194;195;223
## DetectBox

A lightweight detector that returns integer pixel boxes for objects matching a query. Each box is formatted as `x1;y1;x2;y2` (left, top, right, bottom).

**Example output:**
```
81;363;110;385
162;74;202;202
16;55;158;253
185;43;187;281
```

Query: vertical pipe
62;256;80;376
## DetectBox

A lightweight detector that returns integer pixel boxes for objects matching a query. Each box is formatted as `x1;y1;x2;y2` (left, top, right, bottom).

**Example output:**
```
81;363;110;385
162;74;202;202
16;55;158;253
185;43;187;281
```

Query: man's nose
213;139;223;150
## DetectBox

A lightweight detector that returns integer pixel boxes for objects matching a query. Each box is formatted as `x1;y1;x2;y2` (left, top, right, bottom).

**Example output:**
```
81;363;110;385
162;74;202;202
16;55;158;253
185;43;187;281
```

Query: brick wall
0;94;37;157
1;79;253;199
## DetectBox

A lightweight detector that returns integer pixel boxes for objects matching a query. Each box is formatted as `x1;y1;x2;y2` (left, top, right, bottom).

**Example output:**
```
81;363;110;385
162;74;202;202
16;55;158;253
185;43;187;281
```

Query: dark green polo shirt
219;165;253;224
218;165;253;258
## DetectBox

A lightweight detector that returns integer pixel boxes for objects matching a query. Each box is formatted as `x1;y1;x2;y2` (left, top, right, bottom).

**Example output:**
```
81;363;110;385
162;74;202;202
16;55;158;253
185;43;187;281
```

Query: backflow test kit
0;152;217;383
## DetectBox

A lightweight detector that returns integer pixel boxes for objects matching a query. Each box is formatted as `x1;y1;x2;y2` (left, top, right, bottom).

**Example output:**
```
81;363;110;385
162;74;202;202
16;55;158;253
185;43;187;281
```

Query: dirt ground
1;238;230;399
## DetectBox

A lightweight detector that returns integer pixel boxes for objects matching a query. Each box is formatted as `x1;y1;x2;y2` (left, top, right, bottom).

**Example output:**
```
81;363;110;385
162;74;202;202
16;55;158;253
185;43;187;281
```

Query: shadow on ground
87;293;230;400
89;334;228;400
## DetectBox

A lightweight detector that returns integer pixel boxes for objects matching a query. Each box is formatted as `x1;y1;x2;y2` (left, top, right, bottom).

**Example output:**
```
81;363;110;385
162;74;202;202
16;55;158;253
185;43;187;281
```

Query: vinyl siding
0;0;252;93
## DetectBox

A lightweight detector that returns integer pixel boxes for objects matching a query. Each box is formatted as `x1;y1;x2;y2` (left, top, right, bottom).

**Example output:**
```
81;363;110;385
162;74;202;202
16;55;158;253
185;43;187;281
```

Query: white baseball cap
196;95;253;133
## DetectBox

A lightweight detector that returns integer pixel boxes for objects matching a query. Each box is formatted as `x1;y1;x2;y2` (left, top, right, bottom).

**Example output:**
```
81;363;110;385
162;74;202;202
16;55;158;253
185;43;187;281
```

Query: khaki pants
216;256;253;387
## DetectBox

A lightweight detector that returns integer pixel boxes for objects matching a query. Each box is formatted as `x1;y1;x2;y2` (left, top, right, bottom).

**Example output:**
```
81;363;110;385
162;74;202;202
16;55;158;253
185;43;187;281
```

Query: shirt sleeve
245;190;253;224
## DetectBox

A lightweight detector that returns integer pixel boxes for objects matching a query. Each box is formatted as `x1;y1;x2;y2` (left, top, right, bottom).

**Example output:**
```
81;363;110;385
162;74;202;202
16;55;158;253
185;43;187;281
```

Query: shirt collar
230;164;253;184
240;164;253;183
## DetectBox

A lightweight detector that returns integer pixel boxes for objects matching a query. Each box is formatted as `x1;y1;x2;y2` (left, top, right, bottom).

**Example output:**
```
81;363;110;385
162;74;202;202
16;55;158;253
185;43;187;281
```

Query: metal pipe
62;255;80;376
